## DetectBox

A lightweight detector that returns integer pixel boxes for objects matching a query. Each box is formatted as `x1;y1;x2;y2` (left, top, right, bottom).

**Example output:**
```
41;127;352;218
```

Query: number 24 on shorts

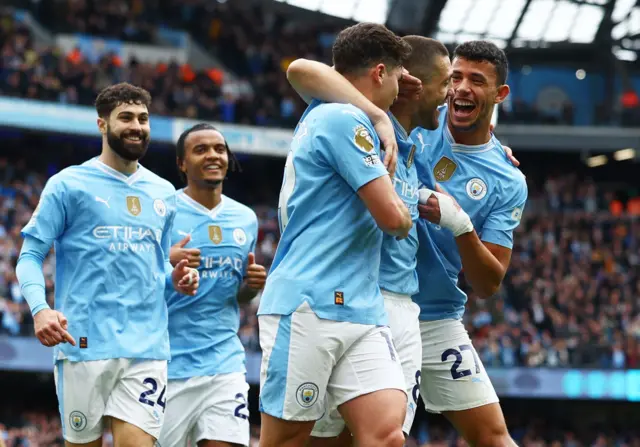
441;344;481;380
138;377;167;412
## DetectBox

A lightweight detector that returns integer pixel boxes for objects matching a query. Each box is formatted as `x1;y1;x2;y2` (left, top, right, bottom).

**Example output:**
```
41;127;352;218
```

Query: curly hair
94;82;152;118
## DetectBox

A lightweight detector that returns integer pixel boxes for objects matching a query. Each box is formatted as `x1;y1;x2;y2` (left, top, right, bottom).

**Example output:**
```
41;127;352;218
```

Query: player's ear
372;63;386;86
494;83;510;105
97;117;107;135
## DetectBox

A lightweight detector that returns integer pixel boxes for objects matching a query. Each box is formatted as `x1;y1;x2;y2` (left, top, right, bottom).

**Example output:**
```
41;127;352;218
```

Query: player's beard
106;125;150;161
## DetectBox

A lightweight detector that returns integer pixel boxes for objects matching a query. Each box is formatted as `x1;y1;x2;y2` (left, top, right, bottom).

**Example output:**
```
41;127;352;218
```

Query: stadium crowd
4;2;640;128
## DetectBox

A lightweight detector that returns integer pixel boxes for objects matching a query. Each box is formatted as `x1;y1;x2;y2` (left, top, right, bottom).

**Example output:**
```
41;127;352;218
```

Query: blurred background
0;0;639;445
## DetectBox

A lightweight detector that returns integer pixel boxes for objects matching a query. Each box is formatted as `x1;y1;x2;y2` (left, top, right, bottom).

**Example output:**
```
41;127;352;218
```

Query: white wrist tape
418;188;474;237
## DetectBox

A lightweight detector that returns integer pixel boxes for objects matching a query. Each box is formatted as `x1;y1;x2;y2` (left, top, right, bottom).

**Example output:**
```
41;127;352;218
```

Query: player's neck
394;113;413;135
99;148;138;175
185;184;223;210
447;121;492;146
344;76;383;109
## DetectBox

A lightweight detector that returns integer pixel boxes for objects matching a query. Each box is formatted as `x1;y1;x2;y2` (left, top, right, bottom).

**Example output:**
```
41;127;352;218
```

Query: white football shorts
54;358;167;444
420;319;499;413
311;290;421;437
158;372;250;447
259;302;406;422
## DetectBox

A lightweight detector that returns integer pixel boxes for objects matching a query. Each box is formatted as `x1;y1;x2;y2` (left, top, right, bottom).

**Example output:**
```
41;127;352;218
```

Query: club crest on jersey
126;196;142;216
153;199;167;217
406;145;416;169
296;382;319;408
354;125;374;152
69;411;87;431
511;207;523;221
233;228;247;245
433;157;457;182
466;178;488;200
209;225;223;244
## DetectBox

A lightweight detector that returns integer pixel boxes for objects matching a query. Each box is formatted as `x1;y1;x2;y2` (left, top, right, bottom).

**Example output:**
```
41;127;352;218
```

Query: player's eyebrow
117;111;149;119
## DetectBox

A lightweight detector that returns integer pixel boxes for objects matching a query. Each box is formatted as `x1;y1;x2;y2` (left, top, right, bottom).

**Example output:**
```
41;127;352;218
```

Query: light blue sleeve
314;109;389;192
21;175;67;244
244;215;259;277
163;195;178;291
480;174;528;249
16;235;52;316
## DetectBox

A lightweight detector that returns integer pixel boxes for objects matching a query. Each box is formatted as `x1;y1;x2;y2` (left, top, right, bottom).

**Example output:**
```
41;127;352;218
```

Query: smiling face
448;56;509;131
179;129;229;188
99;102;151;161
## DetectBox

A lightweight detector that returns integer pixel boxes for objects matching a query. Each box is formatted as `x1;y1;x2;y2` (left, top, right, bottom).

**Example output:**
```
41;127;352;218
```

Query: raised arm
287;59;401;176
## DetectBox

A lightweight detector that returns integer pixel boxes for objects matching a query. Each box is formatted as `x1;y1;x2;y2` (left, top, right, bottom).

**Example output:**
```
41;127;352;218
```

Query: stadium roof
433;0;639;61
273;0;639;63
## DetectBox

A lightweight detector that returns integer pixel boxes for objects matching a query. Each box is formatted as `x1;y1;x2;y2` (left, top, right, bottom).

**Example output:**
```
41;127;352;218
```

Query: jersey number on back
278;150;296;233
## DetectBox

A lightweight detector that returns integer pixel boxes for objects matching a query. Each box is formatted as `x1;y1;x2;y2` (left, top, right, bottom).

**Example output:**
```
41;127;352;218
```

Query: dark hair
453;40;508;85
175;123;241;184
332;23;412;75
401;36;450;82
95;82;152;118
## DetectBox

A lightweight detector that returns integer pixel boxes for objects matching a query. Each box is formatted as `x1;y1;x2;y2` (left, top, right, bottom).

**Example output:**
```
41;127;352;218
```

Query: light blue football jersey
410;105;528;321
21;158;176;362
258;101;389;326
166;190;258;379
378;114;420;296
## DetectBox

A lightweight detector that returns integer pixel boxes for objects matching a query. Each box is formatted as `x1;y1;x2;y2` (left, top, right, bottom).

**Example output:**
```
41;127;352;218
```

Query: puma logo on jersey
416;133;430;153
177;229;193;237
95;196;111;208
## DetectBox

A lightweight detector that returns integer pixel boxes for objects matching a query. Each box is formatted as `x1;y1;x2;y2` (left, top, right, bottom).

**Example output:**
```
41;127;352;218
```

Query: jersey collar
444;123;495;154
178;189;225;219
90;158;145;185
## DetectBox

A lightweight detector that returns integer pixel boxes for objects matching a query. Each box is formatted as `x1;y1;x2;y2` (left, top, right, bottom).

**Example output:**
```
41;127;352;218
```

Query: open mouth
203;164;222;173
452;99;476;117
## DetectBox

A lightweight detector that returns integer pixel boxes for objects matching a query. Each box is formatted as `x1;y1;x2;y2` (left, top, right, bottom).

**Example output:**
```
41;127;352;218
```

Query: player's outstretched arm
359;176;413;239
287;58;399;177
237;252;267;303
16;235;76;347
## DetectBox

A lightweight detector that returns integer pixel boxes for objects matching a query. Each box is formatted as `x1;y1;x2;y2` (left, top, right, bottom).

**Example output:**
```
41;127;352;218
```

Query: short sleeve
21;175;68;244
314;107;389;192
161;193;178;262
480;174;528;249
244;213;259;276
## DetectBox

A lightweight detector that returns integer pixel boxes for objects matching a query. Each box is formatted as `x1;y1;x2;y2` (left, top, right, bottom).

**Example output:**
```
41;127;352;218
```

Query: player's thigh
419;319;499;415
105;359;167;446
191;373;251;447
110;416;155;447
444;403;514;447
330;325;407;444
54;359;119;445
384;292;422;434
